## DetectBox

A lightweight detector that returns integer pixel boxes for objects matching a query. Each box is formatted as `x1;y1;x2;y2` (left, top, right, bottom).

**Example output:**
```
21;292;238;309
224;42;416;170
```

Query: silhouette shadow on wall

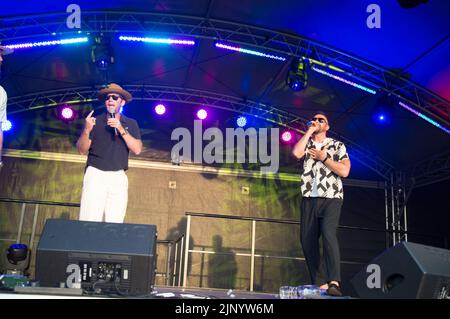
207;235;238;289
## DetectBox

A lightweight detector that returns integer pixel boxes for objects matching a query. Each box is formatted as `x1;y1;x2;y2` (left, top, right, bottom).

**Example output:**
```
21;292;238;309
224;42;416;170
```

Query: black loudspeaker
351;241;450;299
36;219;157;295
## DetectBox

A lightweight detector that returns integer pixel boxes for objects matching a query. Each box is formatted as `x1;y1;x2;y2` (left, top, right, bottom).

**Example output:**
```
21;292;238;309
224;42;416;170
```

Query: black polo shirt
86;112;141;171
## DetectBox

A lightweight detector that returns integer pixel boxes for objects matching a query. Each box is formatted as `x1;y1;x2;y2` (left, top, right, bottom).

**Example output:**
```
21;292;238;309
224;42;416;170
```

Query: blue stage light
1;120;12;132
236;116;247;127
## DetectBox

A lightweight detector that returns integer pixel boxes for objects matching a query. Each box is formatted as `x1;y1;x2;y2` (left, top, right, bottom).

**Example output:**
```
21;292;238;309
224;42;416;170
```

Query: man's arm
76;110;95;155
292;124;318;159
119;130;142;155
322;157;351;178
107;118;143;155
309;148;351;178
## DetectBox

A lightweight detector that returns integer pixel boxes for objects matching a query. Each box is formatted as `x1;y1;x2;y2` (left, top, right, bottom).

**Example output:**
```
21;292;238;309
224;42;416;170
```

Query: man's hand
308;148;328;161
107;118;124;133
307;122;320;134
85;110;96;132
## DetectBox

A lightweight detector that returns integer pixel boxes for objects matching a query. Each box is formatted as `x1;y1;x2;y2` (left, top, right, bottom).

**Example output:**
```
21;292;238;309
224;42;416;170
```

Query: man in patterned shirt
293;111;351;296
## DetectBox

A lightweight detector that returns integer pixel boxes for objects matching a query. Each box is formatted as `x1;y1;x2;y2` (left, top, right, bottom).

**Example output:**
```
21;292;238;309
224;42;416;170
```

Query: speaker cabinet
351;241;450;299
36;219;157;295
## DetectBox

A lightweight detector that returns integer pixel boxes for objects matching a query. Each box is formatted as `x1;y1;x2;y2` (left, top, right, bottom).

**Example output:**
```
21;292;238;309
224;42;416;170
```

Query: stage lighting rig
286;57;309;92
91;34;114;71
1;244;31;276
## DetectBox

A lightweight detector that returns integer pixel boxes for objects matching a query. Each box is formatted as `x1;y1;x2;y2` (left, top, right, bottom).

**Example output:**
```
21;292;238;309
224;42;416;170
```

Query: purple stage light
58;106;76;122
281;131;293;142
61;107;74;120
155;104;166;115
196;109;208;120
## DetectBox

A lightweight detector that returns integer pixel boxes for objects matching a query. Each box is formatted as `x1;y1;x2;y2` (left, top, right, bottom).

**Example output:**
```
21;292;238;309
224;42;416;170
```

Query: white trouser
79;166;128;223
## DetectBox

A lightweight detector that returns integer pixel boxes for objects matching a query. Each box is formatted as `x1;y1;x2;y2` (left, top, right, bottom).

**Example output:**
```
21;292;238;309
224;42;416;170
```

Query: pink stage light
281;130;293;142
61;106;75;120
196;109;208;120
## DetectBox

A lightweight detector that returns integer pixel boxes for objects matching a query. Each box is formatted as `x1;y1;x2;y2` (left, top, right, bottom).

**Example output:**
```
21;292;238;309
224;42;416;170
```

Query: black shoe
326;282;342;297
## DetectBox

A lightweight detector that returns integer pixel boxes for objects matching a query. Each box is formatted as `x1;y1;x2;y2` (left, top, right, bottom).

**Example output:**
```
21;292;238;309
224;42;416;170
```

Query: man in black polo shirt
77;83;142;223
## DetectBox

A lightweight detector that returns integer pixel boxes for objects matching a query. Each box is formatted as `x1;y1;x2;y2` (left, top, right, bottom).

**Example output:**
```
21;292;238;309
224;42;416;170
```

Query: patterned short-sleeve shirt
300;137;349;199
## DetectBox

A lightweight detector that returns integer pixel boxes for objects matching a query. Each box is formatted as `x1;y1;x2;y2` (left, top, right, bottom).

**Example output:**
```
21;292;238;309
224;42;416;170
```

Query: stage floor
0;285;350;299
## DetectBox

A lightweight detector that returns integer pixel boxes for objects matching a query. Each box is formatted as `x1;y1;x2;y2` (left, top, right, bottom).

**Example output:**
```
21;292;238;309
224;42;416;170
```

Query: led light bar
119;36;195;45
215;43;286;61
4;37;88;50
399;101;450;134
311;66;377;94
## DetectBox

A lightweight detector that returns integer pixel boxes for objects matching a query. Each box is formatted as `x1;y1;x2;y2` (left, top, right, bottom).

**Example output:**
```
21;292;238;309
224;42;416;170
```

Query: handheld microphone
107;106;118;135
306;121;313;127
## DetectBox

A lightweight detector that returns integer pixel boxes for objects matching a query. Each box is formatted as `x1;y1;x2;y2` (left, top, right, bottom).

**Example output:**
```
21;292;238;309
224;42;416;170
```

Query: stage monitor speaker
351;241;450;299
35;219;157;295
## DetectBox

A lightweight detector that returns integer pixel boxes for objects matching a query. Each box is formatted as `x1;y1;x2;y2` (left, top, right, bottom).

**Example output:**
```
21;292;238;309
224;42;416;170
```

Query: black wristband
322;156;329;164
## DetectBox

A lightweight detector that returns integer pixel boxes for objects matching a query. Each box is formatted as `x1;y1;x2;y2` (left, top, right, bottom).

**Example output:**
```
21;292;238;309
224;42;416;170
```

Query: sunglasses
311;117;327;124
105;94;121;101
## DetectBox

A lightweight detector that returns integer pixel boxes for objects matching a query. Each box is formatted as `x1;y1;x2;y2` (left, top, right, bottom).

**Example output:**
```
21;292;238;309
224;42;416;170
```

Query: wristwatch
120;129;128;136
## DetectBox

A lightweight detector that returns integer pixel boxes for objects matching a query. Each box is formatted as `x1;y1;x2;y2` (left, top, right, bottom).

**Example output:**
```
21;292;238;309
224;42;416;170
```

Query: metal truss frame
1;11;448;129
3;11;449;247
7;84;395;181
403;150;450;190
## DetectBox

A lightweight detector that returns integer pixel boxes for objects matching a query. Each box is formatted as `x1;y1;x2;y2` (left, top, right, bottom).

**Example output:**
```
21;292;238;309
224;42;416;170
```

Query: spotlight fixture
236;116;247;128
155;104;166;115
286;58;309;92
1;243;31;276
373;97;392;125
196;109;208;120
281;130;293;143
57;105;76;123
91;35;114;71
1;119;12;132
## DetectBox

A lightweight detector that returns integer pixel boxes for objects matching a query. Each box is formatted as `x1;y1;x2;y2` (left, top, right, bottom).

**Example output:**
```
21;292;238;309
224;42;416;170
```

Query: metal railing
182;212;448;291
155;234;185;286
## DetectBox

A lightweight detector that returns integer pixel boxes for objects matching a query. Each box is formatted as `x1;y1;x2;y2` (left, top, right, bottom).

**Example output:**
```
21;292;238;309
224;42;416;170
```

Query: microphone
107;106;118;135
306;121;313;127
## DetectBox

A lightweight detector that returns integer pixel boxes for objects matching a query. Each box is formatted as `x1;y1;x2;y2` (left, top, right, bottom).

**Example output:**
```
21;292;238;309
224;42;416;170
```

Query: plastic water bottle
297;285;321;299
279;286;299;299
279;285;322;299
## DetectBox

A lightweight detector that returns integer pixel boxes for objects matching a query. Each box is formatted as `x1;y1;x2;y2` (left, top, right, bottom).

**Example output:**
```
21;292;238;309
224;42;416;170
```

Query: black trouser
300;197;343;284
